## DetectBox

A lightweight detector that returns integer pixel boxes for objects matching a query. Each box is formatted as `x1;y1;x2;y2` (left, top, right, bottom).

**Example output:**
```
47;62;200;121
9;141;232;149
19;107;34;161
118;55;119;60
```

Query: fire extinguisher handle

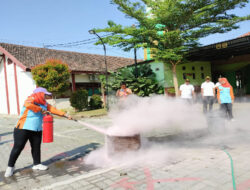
42;109;50;115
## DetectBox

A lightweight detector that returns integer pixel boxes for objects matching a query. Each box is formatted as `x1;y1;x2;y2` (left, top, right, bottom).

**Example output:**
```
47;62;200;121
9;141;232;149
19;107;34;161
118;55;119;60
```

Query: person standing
217;78;235;120
201;76;215;113
116;82;132;99
5;87;72;177
179;79;195;103
215;76;222;88
215;76;222;103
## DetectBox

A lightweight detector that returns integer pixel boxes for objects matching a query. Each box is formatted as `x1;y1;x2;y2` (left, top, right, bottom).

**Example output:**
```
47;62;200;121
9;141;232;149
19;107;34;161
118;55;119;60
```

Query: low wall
47;98;72;110
46;96;106;110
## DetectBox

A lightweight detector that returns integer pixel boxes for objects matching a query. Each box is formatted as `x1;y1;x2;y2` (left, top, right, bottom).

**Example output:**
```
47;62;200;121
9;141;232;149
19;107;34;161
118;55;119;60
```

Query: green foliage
89;95;103;110
166;87;175;94
70;89;88;111
96;0;250;64
31;59;70;93
95;0;250;95
101;64;164;97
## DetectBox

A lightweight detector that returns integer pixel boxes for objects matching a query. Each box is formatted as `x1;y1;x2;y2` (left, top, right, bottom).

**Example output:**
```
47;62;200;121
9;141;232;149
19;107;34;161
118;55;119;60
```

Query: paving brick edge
32;165;123;190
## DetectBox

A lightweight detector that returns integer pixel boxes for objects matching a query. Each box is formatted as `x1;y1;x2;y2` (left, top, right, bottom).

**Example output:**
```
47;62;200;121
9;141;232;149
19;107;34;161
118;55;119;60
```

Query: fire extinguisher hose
75;120;107;135
62;116;107;135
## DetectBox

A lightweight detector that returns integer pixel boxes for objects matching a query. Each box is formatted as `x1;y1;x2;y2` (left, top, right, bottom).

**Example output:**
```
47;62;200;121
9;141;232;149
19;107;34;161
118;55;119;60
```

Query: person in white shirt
215;76;222;88
215;81;221;88
201;76;215;113
214;76;222;103
179;79;195;103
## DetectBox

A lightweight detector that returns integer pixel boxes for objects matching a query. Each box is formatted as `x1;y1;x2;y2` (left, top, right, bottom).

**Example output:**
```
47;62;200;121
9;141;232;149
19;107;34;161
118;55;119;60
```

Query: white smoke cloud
84;95;250;168
107;95;207;136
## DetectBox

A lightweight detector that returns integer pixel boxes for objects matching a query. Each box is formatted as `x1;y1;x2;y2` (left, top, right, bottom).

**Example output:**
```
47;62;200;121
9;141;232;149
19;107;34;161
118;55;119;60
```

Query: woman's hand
63;113;72;120
67;115;73;120
41;109;49;114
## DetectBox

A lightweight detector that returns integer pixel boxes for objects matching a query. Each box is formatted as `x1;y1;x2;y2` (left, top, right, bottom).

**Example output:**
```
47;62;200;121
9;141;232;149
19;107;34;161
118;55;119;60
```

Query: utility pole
89;29;109;110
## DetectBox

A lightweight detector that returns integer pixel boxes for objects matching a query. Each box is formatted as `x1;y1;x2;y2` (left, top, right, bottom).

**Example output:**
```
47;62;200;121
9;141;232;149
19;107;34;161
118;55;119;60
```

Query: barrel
106;134;141;156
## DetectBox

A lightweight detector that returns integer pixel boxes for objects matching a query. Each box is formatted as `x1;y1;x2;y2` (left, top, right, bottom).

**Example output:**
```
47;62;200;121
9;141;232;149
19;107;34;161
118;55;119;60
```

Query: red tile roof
0;43;138;72
239;32;250;37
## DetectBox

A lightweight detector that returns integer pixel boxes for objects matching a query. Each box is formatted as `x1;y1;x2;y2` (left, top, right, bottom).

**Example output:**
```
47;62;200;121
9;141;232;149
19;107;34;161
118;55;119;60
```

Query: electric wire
0;34;144;59
0;34;112;48
44;34;112;48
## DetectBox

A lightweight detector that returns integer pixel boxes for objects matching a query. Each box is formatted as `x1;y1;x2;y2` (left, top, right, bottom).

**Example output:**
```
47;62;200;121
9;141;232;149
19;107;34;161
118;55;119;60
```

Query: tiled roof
0;43;137;72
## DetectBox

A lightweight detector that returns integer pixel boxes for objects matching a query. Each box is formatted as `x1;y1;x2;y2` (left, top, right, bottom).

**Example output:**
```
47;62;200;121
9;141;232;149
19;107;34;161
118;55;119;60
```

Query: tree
95;0;250;95
101;64;164;97
31;59;70;94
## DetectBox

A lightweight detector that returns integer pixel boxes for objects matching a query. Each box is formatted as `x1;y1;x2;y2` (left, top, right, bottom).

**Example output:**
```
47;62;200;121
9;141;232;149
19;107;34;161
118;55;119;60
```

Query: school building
143;32;250;95
0;43;135;115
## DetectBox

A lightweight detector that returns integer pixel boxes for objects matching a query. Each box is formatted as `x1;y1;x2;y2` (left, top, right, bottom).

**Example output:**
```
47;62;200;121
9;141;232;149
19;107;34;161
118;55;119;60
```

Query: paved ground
1;102;250;190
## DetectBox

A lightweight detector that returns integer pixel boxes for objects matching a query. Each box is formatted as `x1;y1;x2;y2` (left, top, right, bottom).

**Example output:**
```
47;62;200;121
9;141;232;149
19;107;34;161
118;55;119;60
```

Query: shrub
166;87;176;97
89;95;103;110
100;64;164;97
70;89;88;111
31;59;70;93
167;87;175;94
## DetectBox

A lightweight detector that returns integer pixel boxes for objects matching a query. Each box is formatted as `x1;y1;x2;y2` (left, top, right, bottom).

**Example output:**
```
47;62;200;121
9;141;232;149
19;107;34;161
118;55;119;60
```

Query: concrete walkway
0;103;250;190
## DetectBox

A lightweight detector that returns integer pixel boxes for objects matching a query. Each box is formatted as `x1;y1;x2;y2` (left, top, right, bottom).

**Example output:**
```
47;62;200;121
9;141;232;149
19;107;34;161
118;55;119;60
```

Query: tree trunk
172;64;179;96
101;83;106;108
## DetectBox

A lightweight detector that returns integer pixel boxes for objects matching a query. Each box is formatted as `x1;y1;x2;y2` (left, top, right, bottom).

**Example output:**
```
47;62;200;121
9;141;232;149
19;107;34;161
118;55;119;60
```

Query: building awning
188;36;250;61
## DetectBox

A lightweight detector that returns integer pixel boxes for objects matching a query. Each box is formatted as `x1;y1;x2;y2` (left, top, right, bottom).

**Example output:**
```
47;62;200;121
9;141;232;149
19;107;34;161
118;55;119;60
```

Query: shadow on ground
0;132;13;146
0;143;100;188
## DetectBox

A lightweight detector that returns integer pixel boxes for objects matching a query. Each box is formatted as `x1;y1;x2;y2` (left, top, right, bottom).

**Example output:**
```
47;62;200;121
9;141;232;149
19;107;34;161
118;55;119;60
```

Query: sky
1;0;250;60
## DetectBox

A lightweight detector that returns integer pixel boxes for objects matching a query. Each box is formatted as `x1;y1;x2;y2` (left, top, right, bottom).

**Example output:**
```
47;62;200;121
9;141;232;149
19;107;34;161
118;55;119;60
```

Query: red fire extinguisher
42;113;54;143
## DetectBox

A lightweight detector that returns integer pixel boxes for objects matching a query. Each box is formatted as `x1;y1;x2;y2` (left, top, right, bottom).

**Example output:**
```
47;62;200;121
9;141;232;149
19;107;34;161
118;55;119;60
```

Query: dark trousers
203;96;214;113
220;103;233;120
8;128;42;167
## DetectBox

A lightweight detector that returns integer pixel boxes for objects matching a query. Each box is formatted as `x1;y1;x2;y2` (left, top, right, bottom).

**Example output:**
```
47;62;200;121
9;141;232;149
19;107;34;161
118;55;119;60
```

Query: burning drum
106;134;141;155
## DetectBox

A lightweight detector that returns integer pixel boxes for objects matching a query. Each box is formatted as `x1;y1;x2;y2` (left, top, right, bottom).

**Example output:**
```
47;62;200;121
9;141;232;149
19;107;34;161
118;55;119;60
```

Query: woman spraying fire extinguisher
4;87;72;177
